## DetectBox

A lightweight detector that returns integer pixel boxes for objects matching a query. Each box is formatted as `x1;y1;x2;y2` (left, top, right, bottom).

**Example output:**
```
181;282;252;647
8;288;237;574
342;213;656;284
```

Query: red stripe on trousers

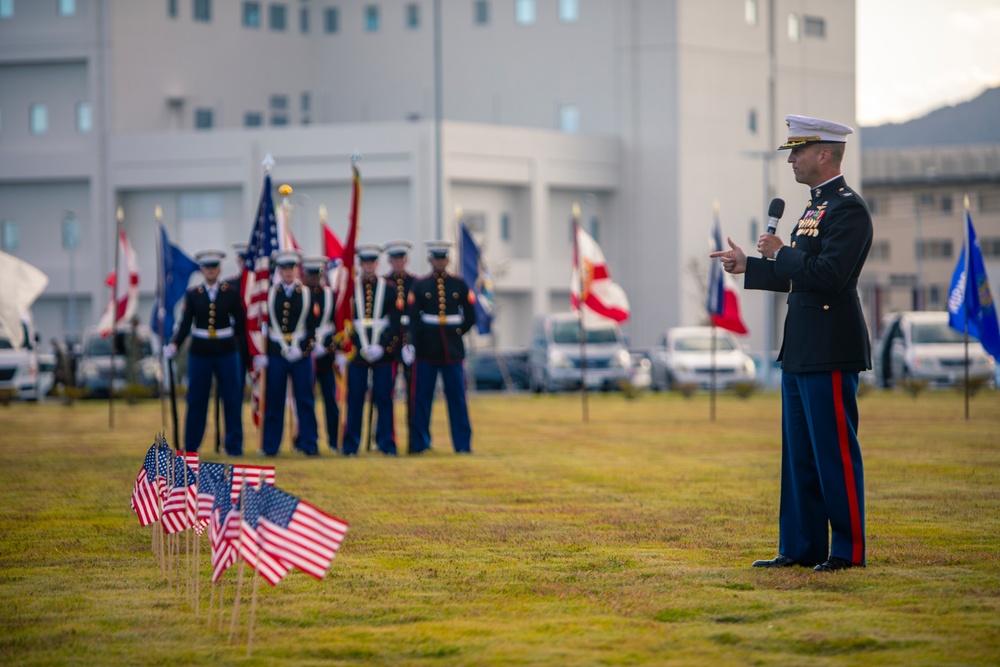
831;370;863;564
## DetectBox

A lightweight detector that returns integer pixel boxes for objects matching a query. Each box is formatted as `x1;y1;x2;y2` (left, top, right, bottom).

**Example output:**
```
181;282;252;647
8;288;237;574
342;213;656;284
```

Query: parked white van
528;312;630;392
0;310;45;401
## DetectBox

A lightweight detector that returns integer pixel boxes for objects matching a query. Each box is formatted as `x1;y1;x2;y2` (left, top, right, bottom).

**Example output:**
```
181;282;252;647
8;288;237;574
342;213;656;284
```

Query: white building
0;0;858;354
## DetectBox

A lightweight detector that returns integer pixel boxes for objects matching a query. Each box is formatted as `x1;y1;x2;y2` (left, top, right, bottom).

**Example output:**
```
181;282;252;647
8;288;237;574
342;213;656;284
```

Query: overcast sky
857;0;1000;126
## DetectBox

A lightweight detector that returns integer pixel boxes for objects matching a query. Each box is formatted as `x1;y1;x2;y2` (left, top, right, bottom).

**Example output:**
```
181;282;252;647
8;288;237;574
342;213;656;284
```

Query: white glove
284;345;304;363
335;352;348;375
252;355;268;372
363;344;384;363
401;344;415;365
162;343;177;360
312;344;328;359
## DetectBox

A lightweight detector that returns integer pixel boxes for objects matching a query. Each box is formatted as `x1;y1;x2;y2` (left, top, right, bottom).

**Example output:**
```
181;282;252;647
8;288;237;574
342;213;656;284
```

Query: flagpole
572;204;589;424
710;322;717;422
963;196;971;420
109;207;124;429
155;209;168;432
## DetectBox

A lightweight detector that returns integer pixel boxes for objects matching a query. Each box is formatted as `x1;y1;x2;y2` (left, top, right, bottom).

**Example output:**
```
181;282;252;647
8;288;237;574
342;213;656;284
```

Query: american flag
160;456;197;534
180;450;199;475
257;484;349;580
237;485;291;586
230;464;275;504
210;507;238;584
242;170;280;425
130;444;163;526
195;461;230;535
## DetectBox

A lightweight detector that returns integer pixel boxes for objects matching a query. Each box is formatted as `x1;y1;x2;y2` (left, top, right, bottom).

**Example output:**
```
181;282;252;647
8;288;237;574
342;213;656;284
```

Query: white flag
0;251;48;348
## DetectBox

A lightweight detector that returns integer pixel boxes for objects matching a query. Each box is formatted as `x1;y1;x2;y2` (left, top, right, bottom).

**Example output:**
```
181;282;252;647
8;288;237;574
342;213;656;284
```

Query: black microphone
766;198;785;234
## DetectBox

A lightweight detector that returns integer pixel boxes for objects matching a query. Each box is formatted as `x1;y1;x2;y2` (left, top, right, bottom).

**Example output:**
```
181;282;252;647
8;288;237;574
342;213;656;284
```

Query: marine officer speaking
710;115;872;572
163;250;246;456
406;241;477;454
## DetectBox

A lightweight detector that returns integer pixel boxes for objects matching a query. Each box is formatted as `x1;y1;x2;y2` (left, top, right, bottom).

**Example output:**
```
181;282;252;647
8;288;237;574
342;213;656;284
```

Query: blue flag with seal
707;209;724;318
150;224;199;342
947;207;1000;359
459;223;494;335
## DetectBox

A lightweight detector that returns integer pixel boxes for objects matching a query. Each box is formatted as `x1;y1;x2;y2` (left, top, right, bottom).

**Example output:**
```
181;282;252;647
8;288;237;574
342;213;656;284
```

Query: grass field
1;388;999;666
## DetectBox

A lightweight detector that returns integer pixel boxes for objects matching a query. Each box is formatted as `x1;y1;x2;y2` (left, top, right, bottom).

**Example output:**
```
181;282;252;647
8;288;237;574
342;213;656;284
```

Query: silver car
649;326;756;391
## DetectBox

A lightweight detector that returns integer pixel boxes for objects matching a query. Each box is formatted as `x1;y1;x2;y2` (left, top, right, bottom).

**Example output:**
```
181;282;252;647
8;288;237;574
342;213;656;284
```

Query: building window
745;0;757;26
270;94;287;111
167;0;177;18
269;3;286;30
76;102;92;133
927;284;942;308
981;237;1000;258
940;194;953;214
364;5;379;31
324;7;338;32
747;108;757;134
271;114;288;126
243;2;260;27
589;216;600;243
558;0;578;23
787;13;799;41
0;220;18;252
515;0;534;25
869;239;890;261
916;239;953;260
244;112;263;127
194;108;213;130
474;0;488;25
59;0;76;16
299;6;308;32
405;2;420;28
29;103;47;134
194;0;211;22
803;15;826;38
500;213;510;241
558;104;580;133
0;0;12;19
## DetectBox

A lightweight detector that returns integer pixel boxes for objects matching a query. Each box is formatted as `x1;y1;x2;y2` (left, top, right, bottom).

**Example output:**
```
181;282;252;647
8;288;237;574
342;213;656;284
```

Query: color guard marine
382;240;418;449
256;249;320;457
341;243;402;456
302;256;341;453
406;240;477;454
163;250;245;456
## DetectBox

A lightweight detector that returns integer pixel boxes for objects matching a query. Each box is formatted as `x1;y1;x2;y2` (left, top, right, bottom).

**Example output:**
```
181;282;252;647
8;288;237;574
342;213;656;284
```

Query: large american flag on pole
258;484;349;580
242;165;280;425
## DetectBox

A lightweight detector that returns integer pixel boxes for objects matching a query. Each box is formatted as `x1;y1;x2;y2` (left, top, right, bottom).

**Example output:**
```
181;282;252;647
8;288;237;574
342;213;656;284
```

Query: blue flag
947;209;1000;359
150;224;199;341
460;223;494;335
707;211;724;317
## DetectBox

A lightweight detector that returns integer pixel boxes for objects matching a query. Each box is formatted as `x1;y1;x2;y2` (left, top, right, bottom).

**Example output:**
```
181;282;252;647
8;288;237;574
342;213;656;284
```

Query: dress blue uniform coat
172;281;246;455
342;275;402;455
406;270;477;453
262;280;319;456
309;283;340;452
385;268;417;448
744;174;872;566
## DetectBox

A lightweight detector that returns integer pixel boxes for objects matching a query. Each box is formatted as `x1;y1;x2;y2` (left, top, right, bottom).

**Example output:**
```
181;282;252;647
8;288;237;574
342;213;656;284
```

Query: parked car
873;311;995;389
77;325;163;398
649;326;756;391
468;348;530;390
528;313;631;392
0;310;47;401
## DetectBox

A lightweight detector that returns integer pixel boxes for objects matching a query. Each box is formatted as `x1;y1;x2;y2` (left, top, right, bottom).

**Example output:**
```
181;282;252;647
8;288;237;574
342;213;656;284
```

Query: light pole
62;212;80;343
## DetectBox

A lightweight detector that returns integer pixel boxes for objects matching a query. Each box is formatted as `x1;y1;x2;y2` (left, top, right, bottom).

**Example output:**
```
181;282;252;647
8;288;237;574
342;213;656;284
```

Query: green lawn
1;389;998;666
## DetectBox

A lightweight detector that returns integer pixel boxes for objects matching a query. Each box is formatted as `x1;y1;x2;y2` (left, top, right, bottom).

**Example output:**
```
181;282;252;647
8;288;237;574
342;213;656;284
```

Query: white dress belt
421;313;463;325
192;326;234;339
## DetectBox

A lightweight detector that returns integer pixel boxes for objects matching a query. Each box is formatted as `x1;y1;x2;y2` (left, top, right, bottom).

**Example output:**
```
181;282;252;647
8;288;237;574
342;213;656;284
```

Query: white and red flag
708;212;749;335
96;227;139;336
571;223;630;326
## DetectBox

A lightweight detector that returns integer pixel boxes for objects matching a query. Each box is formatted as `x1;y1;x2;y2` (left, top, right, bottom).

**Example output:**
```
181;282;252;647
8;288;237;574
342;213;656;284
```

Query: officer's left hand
162;343;177;360
284;346;304;363
401;344;415;365
363;344;384;362
757;233;784;260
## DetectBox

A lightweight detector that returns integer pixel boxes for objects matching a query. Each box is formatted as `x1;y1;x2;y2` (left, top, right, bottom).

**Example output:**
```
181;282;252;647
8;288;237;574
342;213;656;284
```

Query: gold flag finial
572;203;581;219
455;205;463;220
278;184;293;197
155;205;162;222
713;200;720;216
319;204;327;220
116;206;124;223
964;194;970;210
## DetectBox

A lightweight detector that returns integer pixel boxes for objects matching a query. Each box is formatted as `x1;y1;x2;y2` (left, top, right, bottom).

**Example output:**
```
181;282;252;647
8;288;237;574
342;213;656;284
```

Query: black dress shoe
814;557;858;572
752;555;801;568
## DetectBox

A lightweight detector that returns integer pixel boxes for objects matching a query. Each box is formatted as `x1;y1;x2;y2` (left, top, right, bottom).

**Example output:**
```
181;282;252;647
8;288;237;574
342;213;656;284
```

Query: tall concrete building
0;0;858;355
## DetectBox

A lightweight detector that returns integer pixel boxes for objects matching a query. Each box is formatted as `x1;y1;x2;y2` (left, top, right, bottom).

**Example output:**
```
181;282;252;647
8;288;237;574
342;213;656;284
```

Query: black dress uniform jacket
348;276;402;367
407;271;477;363
266;283;316;356
173;282;246;356
384;270;416;354
744;175;873;373
310;284;337;374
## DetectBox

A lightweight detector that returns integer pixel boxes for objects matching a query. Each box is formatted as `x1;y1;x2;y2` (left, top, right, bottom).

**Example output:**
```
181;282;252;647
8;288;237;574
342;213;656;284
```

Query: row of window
165;0;580;32
868;191;1000;216
0;0;76;18
743;0;826;40
868;237;1000;263
2;102;93;135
